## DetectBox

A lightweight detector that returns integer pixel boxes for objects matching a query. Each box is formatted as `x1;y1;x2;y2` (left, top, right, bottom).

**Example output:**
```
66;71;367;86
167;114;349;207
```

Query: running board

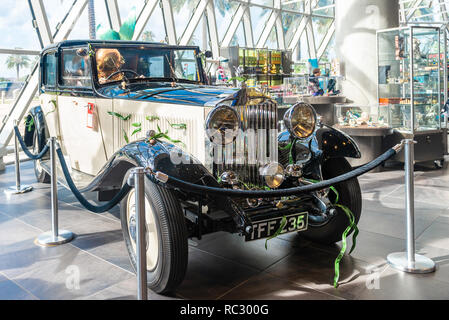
40;159;95;192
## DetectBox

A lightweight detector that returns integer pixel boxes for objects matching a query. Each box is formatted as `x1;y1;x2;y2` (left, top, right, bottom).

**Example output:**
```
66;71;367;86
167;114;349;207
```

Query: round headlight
283;102;317;139
205;105;240;145
260;162;285;189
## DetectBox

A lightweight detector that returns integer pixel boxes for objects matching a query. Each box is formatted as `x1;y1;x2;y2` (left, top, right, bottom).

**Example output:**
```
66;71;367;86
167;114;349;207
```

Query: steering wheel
105;69;139;81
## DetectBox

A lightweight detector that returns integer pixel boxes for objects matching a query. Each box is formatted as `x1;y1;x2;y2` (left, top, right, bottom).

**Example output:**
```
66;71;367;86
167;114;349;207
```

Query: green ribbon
260;166;359;287
303;178;359;288
265;216;287;250
330;188;358;288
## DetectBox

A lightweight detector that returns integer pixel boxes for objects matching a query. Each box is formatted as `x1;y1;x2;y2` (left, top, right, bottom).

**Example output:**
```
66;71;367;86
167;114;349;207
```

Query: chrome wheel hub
126;189;159;271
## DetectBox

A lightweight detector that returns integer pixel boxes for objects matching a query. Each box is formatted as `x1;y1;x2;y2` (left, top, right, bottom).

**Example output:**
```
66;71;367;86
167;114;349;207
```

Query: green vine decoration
107;111;131;121
145;115;160;122
24;116;34;132
108;111;187;146
167;120;187;130
87;44;95;57
149;124;186;147
122;129;129;144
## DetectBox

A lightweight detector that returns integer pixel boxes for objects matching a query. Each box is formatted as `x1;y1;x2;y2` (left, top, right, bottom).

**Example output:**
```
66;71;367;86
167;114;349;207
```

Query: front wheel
120;170;188;294
300;157;362;244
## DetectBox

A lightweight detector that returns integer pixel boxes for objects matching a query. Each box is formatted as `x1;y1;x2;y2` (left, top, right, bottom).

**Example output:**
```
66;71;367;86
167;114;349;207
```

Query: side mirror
204;50;213;58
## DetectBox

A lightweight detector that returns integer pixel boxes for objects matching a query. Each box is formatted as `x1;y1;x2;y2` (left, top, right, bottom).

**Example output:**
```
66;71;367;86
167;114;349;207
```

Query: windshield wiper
164;54;184;88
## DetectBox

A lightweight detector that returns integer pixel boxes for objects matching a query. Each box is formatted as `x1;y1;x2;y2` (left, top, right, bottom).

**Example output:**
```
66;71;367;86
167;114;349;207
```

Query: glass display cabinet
281;75;343;104
334;103;390;129
377;26;446;164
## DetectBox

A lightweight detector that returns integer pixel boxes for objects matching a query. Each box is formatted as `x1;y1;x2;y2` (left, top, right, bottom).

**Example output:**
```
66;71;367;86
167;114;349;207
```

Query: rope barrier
13;123;408;290
153;147;399;198
13;126;49;160
14;125;131;213
56;148;132;213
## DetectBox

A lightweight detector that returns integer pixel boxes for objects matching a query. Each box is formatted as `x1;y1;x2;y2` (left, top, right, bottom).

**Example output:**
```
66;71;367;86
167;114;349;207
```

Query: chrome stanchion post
387;139;435;273
131;167;148;300
4;120;33;195
36;137;74;246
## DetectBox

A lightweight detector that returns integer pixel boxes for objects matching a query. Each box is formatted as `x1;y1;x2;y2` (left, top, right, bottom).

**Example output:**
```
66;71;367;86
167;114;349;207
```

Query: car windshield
95;46;201;85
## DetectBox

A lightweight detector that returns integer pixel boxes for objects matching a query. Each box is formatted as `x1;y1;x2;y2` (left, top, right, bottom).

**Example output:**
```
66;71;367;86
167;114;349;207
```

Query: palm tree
142;31;155;42
88;0;96;39
6;54;30;81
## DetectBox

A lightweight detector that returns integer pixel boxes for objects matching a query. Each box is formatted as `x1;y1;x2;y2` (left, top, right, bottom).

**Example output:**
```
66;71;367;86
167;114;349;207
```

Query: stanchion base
36;230;74;246
4;185;33;195
387;252;436;274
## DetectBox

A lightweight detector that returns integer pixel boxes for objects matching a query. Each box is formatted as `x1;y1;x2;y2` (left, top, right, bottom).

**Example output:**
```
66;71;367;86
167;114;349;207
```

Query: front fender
315;125;361;159
88;138;219;192
87;139;245;230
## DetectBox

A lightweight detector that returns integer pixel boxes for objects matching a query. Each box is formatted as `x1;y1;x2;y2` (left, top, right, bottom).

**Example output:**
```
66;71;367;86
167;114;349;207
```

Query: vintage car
24;40;362;294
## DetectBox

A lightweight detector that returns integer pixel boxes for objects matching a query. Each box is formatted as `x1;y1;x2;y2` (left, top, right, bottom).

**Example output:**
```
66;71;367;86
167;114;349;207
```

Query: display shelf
377;25;446;163
377;26;442;134
221;46;292;90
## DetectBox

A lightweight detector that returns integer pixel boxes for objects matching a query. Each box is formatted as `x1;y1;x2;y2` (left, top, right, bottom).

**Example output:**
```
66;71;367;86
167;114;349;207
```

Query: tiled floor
1;159;449;300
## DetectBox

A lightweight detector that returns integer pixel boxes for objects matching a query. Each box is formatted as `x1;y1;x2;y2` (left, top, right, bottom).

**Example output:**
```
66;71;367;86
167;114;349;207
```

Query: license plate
245;212;308;242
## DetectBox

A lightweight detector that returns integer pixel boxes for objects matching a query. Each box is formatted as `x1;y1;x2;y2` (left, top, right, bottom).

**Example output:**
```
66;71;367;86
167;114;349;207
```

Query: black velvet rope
158;148;397;198
56;148;132;213
13;126;49;160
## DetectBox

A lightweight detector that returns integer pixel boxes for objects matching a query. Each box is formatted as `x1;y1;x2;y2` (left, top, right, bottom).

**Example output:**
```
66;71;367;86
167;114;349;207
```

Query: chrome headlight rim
283;102;317;140
205;105;241;145
260;162;285;189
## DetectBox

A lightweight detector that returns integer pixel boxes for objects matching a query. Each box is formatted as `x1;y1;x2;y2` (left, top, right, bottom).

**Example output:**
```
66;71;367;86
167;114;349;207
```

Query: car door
56;47;109;176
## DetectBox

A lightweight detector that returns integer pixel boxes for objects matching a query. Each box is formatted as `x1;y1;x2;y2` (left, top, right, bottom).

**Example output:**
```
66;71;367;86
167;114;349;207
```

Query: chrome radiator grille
215;99;278;188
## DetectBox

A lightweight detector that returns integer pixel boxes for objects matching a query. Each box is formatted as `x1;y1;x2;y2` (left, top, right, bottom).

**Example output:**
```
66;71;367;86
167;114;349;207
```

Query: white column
335;0;399;105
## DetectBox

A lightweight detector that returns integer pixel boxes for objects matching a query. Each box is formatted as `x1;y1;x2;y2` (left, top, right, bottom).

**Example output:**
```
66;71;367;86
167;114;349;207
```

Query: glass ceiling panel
281;0;303;12
265;26;278;49
138;5;167;43
320;34;335;63
173;0;201;42
251;0;274;7
250;5;271;43
312;17;333;48
230;21;246;47
282;11;302;46
214;0;239;43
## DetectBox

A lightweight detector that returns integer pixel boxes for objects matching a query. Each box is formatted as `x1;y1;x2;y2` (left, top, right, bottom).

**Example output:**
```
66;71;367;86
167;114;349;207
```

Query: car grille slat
217;100;278;189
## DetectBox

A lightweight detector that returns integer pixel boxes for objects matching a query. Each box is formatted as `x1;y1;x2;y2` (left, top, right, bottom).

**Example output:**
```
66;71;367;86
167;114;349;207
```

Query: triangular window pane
139;5;167;43
311;17;332;49
230;21;245;47
214;0;239;42
266;26;277;49
250;6;271;44
173;0;201;43
282;12;302;46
